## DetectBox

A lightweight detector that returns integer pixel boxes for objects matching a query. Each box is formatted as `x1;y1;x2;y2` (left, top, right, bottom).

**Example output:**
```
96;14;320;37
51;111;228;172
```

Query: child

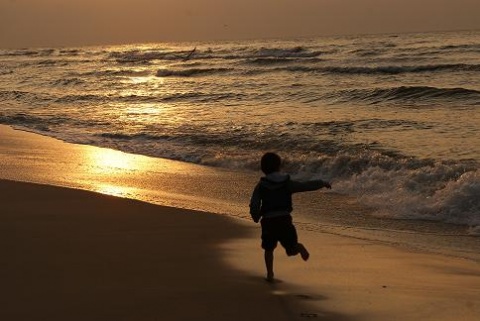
249;152;331;282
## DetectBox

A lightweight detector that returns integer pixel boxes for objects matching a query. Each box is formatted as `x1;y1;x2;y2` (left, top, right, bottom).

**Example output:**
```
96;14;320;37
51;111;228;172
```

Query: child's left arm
290;179;331;193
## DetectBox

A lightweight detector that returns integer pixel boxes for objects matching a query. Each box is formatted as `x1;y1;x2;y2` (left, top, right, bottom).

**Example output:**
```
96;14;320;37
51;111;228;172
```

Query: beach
1;125;479;321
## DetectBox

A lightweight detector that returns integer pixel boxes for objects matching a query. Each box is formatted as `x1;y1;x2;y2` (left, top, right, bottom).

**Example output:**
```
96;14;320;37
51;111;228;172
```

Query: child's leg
264;250;274;281
297;243;310;261
280;217;309;261
285;243;310;260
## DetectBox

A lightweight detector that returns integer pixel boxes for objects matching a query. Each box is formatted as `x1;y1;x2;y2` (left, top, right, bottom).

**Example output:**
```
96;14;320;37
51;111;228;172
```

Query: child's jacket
249;172;327;223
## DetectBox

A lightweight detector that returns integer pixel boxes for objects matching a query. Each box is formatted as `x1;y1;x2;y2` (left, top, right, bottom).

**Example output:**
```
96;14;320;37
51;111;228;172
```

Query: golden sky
1;0;480;48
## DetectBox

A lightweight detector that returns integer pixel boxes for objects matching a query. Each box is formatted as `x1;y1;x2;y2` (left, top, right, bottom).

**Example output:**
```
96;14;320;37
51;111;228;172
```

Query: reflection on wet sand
0;125;256;217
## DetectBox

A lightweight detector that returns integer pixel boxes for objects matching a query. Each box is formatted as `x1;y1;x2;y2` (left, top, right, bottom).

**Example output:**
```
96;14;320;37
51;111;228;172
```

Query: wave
349;47;390;57
0;48;97;58
0;48;93;58
59;49;80;55
245;57;298;65
0;113;72;132
325;86;480;106
0;69;13;76
252;46;322;58
0;89;109;106
109;49;196;63
156;67;232;77
35;60;69;67
0;113;45;126
0;90;52;105
78;69;151;77
0;48;56;57
282;63;480;75
334;156;479;227
439;43;480;53
245;57;321;66
162;91;245;103
98;132;172;140
54;94;107;104
50;78;86;87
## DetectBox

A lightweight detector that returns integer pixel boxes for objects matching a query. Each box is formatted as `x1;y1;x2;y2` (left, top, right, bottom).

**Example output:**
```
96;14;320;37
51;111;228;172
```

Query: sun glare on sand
84;148;144;197
90;149;135;171
93;184;128;197
80;144;202;200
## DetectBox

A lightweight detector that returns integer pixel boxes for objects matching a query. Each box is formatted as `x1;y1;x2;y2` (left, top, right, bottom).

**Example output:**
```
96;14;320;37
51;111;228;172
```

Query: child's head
261;152;281;174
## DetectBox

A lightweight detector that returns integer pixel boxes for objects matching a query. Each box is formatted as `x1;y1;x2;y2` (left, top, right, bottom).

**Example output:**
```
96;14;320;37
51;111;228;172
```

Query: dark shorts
261;215;298;255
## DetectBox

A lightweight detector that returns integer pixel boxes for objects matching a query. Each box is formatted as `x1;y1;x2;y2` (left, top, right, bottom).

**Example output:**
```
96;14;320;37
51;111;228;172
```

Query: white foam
468;225;480;236
335;162;479;226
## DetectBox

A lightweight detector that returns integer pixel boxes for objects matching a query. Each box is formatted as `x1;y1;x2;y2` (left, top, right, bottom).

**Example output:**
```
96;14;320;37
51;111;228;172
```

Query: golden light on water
125;103;163;115
130;76;148;84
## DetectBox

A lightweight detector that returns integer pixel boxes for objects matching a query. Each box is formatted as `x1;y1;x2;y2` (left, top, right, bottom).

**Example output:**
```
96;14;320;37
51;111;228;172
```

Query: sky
1;0;480;48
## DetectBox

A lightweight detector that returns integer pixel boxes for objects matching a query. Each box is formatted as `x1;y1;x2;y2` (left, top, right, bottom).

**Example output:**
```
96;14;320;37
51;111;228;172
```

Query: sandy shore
1;125;480;320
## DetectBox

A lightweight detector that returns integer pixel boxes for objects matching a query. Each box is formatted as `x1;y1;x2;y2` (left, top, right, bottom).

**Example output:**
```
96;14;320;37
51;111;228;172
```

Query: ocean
1;30;479;239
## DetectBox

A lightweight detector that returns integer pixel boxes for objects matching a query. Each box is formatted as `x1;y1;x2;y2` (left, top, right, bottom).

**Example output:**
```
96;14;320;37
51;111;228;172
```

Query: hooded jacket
249;172;328;222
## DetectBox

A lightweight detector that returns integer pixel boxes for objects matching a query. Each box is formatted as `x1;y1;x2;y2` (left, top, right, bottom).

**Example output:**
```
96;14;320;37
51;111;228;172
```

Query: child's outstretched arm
249;184;262;223
290;179;331;193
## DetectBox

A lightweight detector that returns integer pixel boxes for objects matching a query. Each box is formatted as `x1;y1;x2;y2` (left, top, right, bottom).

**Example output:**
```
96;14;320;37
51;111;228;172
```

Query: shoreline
1;125;480;320
1;124;479;261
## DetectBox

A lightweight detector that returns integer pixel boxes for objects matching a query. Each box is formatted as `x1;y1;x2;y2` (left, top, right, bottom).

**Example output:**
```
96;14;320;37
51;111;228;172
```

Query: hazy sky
1;0;480;48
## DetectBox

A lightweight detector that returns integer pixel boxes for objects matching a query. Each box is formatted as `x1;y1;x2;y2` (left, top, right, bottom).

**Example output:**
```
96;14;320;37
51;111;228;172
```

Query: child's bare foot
298;243;310;261
266;272;275;283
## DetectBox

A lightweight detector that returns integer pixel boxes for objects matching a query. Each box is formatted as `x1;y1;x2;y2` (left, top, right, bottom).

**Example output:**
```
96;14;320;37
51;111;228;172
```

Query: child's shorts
260;215;298;255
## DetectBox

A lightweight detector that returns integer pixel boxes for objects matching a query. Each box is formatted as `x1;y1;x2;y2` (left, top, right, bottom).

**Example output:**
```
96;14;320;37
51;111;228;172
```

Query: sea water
1;31;479;242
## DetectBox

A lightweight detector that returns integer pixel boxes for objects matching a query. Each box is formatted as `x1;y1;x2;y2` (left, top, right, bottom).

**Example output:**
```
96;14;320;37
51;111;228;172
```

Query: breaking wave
325;86;480;106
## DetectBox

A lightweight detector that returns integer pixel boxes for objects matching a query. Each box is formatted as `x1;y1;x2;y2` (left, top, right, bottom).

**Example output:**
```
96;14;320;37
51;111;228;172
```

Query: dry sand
1;125;480;320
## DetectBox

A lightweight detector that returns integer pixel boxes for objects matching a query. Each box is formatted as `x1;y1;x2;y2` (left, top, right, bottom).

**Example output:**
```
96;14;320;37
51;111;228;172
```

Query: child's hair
261;152;281;174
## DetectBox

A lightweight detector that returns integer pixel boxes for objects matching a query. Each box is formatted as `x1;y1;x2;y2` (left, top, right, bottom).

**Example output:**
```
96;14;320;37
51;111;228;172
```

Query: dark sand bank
0;180;319;321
